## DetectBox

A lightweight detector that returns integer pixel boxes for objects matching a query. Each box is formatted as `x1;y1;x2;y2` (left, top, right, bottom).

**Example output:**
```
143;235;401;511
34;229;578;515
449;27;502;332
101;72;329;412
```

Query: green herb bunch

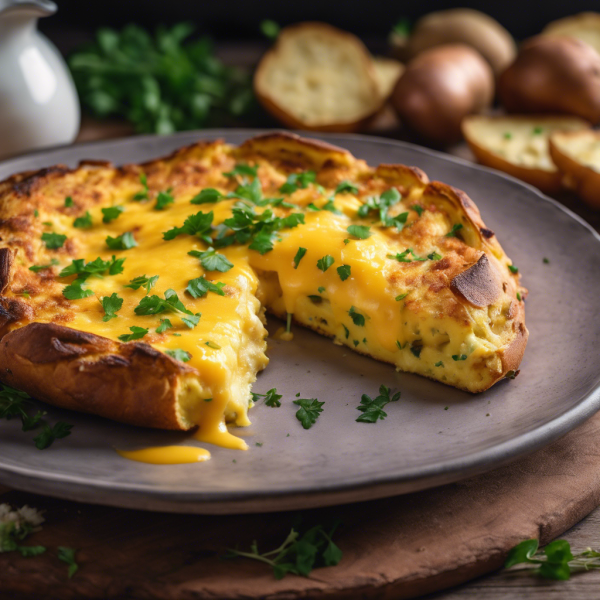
69;23;255;134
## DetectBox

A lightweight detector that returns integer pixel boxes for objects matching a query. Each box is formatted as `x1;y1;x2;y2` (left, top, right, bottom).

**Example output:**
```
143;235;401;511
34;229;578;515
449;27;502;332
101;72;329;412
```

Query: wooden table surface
3;34;600;596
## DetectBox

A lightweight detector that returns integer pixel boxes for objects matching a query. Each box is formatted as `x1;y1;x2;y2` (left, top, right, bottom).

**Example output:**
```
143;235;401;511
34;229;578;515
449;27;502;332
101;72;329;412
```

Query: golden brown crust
0;323;197;430
450;254;503;308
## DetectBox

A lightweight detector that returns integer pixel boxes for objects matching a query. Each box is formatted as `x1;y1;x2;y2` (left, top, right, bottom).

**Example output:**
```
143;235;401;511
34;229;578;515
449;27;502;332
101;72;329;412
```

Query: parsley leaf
156;318;172;333
190;188;223;204
29;259;59;273
133;173;149;201
334;181;359;195
163;211;214;242
411;204;423;216
317;255;334;272
60;255;125;279
357;188;404;228
445;223;463;238
124;274;159;293
101;205;125;223
64;196;74;207
33;422;73;450
57;546;79;578
388;248;428;263
337;265;351;281
63;279;94;300
41;232;67;249
395;292;408;301
293;247;307;269
508;264;519;274
347;224;371;239
251;388;282;407
205;340;221;349
348;306;365;326
188;247;233;272
118;326;149;342
279;171;316;194
101;293;123;321
224;164;258;179
134;289;200;327
155;188;174;210
0;384;31;421
452;354;468;361
186;276;226;298
73;211;93;229
356;384;401;423
165;348;191;362
293;398;324;429
427;251;442;261
106;231;137;250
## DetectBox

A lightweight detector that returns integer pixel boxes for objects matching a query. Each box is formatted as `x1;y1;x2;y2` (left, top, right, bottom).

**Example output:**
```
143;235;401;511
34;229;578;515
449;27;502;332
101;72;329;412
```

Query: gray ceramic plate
0;130;599;514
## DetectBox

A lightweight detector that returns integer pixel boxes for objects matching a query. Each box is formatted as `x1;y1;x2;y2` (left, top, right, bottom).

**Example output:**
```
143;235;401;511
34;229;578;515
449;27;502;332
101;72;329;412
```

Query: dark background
41;0;600;52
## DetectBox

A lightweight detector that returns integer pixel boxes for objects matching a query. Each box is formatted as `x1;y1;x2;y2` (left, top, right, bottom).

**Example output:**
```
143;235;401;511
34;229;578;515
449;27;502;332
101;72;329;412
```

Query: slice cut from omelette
0;133;527;439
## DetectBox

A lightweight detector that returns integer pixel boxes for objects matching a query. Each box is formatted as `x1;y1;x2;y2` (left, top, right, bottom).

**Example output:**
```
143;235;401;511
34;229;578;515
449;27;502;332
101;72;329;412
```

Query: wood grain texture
2;411;600;600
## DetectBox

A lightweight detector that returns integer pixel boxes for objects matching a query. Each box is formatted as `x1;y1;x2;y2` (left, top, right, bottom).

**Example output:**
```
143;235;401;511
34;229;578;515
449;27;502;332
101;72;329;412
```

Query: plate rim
1;128;599;514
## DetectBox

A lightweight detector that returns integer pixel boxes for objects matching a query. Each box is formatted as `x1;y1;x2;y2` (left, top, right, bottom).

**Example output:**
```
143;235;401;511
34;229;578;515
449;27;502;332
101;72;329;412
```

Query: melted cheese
116;446;210;464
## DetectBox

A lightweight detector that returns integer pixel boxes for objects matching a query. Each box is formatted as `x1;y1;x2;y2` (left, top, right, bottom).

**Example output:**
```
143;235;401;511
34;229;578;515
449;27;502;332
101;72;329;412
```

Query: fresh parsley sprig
73;211;93;229
57;546;79;578
118;326;149;342
186;276;226;298
163;211;214;242
225;521;342;579
101;205;125;223
188;247;233;272
60;255;125;279
356;385;400;423
251;388;282;407
504;538;600;581
357;188;407;230
100;293;123;321
165;348;192;362
293;398;324;429
134;289;200;328
279;171;316;195
41;232;67;249
106;231;137;250
124;274;159;293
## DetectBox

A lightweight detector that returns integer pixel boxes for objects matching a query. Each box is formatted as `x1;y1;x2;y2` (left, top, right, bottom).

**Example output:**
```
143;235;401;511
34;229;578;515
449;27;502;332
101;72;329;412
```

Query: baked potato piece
463;115;590;194
391;44;494;145
542;12;600;55
498;36;600;124
549;129;600;209
254;22;383;132
404;9;516;77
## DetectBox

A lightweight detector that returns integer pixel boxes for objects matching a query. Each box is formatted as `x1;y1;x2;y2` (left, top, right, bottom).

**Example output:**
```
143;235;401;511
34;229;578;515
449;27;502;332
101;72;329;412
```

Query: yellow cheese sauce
116;445;210;465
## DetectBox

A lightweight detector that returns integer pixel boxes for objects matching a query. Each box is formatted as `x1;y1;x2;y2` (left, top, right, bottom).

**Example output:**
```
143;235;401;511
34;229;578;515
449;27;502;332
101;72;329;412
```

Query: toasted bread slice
372;56;404;100
462;115;590;194
550;129;600;208
254;23;383;132
543;13;600;55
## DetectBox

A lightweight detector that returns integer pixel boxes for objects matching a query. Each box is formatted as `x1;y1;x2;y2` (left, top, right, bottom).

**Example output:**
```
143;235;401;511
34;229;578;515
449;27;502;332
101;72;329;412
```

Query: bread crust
0;132;528;432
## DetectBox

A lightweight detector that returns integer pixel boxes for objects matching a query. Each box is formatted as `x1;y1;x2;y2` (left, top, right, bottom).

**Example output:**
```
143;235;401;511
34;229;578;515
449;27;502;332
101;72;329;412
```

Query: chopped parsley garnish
106;231;137;250
318;286;325;293
517;292;522;301
188;247;233;272
543;257;550;264
205;340;221;349
504;132;512;140
124;274;158;293
225;521;342;579
348;306;365;326
134;289;200;328
307;203;320;211
410;344;422;358
224;163;258;179
165;348;191;362
155;188;174;210
260;18;280;39
293;398;324;429
435;361;444;367
395;292;408;301
33;209;39;218
64;196;74;208
190;188;223;204
357;188;406;229
73;211;92;229
532;126;543;135
101;293;123;321
29;258;59;273
41;232;66;249
279;171;316;194
251;388;282;407
427;251;442;261
118;326;148;342
321;199;341;214
60;255;125;279
342;324;350;339
293;247;307;268
508;264;519;274
334;180;359;195
347;224;371;239
156;318;172;333
57;546;79;579
186;276;226;298
163;210;214;242
452;354;467;361
411;204;423;216
62;279;94;300
356;384;400;423
388;248;427;263
445;223;463;238
396;340;407;350
133;173;149;201
317;255;334;272
33;422;73;450
101;205;125;223
337;265;351;281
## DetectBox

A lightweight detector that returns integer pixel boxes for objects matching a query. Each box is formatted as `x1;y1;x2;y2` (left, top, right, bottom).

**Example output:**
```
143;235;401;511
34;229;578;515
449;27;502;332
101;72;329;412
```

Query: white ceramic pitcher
0;0;80;159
